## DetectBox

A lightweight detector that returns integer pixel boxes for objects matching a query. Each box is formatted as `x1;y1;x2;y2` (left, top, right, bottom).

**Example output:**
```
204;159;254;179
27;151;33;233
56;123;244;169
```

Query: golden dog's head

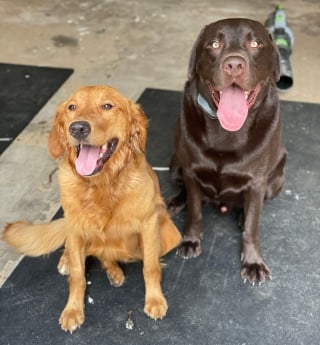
48;85;147;177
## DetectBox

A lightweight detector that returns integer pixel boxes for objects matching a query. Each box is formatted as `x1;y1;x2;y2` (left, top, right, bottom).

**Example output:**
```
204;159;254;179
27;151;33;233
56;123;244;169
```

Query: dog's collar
197;93;217;119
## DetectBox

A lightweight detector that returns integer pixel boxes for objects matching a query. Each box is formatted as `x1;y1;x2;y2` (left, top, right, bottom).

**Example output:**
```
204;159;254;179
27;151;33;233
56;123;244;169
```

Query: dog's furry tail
2;218;67;257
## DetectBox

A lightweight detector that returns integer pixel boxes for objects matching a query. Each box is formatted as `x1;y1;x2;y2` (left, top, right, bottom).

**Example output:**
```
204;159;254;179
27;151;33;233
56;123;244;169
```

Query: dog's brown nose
69;121;91;140
223;56;246;77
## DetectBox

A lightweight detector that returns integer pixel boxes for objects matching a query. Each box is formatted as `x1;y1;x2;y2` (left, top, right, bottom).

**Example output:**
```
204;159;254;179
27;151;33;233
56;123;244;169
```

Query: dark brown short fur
168;18;287;285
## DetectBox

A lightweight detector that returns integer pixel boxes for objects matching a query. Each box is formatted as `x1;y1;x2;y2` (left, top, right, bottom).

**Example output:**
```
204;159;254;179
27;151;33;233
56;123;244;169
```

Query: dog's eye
68;104;76;111
212;41;220;49
102;103;113;110
250;40;259;48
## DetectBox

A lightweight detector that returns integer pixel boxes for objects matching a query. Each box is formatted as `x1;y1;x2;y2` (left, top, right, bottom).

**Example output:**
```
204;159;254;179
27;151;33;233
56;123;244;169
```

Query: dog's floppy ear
188;26;206;81
48;102;66;158
128;100;148;152
269;34;281;83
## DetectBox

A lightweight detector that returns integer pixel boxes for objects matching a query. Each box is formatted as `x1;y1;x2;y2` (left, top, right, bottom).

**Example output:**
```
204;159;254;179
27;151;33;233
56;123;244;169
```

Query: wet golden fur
3;85;181;333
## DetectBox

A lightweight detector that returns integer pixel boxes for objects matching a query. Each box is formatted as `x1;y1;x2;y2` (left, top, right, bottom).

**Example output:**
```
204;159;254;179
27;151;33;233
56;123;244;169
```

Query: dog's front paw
59;307;84;333
177;238;202;259
144;296;168;320
241;261;271;286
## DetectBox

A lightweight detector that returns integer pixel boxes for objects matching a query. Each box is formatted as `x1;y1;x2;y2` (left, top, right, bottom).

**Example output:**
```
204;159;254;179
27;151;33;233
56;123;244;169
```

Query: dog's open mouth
208;83;261;131
75;138;119;176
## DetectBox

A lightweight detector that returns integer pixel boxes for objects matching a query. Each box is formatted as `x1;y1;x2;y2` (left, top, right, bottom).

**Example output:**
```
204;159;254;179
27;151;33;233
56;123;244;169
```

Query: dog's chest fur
180;92;280;206
57;157;155;259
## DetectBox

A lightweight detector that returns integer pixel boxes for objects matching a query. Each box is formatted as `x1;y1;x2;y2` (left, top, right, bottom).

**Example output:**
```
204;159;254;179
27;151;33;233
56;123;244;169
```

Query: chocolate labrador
168;18;287;285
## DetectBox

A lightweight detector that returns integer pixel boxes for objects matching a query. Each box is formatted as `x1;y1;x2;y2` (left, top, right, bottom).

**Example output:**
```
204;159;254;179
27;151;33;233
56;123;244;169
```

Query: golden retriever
3;85;181;333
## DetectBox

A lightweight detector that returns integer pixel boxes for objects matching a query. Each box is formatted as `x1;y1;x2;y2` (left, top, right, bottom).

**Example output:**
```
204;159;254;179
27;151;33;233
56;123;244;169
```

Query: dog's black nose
69;121;91;140
223;56;246;77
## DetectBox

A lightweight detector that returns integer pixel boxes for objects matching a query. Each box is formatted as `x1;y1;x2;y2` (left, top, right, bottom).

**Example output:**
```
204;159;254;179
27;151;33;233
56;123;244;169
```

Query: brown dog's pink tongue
75;144;100;176
217;85;248;131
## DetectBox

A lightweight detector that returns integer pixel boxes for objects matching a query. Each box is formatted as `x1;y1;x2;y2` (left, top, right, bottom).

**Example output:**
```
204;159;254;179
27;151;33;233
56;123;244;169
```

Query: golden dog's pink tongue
217;85;248;131
75;145;100;176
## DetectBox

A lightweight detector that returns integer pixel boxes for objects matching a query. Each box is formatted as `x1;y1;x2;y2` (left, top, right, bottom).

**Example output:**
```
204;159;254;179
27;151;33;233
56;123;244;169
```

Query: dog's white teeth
99;152;103;158
100;143;108;156
244;91;249;99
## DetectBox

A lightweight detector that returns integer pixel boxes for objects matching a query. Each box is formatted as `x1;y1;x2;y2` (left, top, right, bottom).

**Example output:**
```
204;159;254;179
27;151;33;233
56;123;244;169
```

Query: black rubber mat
0;63;73;154
1;88;319;345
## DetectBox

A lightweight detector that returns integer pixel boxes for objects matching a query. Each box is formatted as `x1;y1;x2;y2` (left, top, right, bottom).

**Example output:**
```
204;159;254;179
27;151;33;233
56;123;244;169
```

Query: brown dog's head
48;85;147;177
188;18;280;131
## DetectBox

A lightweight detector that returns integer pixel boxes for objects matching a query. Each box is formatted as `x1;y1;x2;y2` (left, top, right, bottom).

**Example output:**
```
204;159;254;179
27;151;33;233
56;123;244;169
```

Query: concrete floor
0;0;319;287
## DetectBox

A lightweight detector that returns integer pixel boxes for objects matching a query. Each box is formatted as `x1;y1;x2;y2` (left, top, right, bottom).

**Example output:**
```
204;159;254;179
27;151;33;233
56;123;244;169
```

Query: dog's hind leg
176;174;203;259
167;154;187;215
95;248;126;287
58;248;70;275
167;188;187;216
159;208;182;256
103;261;125;287
265;147;287;200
